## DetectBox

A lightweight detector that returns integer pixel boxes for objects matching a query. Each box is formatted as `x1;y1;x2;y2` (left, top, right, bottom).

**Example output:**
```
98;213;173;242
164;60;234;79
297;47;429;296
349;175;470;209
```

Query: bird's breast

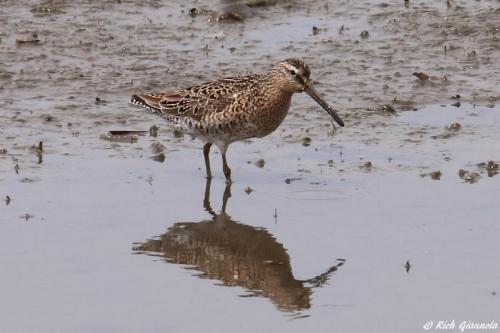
249;91;293;137
196;91;293;143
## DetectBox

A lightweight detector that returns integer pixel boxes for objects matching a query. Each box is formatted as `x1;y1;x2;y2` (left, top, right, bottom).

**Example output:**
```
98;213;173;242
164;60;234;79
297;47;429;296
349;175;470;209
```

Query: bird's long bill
305;84;345;127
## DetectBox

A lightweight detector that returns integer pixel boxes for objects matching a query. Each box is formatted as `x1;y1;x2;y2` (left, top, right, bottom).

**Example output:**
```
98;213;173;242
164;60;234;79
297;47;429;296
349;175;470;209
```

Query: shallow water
1;0;500;332
2;103;500;332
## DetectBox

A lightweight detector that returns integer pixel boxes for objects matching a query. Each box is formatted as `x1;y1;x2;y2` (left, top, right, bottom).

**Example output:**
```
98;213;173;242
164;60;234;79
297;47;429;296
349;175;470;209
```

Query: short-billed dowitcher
131;58;344;182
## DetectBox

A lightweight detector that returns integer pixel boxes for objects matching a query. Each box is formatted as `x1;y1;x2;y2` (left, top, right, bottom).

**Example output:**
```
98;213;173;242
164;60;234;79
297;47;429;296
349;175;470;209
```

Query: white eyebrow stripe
283;63;299;73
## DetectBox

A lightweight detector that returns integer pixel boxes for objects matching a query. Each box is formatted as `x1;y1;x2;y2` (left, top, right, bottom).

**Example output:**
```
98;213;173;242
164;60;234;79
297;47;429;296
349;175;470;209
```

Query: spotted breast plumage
131;58;344;183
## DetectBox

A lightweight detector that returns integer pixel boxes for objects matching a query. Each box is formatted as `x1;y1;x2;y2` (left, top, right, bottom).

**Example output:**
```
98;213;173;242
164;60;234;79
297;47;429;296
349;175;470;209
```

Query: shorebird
131;58;344;182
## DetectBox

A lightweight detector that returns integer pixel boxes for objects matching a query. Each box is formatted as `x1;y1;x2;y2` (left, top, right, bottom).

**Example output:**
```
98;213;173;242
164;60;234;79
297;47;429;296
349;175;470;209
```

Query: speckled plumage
131;58;344;182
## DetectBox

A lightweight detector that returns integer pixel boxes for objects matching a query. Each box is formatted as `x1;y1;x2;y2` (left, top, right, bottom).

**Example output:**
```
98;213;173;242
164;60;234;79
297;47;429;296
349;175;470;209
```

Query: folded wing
131;76;259;121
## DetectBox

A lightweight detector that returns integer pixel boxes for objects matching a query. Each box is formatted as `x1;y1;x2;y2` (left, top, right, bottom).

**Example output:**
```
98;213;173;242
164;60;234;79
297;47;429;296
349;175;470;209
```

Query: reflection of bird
131;59;344;182
134;179;345;313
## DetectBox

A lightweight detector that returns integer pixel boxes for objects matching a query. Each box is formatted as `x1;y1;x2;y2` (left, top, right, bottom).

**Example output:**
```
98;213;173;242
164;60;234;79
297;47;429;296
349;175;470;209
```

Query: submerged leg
203;143;212;179
220;144;232;183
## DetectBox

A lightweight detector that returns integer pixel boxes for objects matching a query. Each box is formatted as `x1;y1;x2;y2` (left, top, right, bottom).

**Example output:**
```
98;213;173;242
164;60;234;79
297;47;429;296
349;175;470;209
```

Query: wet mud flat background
1;0;500;332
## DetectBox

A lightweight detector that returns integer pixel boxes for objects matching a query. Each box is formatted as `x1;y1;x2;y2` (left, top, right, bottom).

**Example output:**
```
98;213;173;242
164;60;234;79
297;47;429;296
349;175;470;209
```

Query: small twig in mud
273;208;278;224
284;177;301;184
5;195;11;205
37;141;43;164
16;32;41;44
14;164;20;174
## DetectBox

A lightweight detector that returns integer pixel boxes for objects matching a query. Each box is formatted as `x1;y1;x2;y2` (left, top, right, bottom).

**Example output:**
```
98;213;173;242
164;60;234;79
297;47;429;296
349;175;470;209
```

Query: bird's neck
261;72;294;98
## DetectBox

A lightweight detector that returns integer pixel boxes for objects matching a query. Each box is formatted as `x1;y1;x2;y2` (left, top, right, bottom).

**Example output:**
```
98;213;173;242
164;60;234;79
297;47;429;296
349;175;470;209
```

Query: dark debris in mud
95;97;109;105
404;260;411;273
31;1;64;16
15;32;41;45
420;170;442;180
284;177;301;184
20;213;34;221
458;169;481;184
431;122;463;139
302;137;312;147
149;125;159;137
413;72;430;81
151;142;166;154
457;160;499;183
477;161;499;177
21;177;39;183
254;159;265;168
151;153;165;163
42;114;55;122
359;161;373;172
100;132;141;143
359;30;370;39
374;104;396;114
447;123;462;132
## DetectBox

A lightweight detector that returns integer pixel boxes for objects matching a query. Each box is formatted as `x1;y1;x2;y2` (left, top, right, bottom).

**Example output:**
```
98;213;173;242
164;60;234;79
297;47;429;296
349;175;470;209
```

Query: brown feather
133;76;261;121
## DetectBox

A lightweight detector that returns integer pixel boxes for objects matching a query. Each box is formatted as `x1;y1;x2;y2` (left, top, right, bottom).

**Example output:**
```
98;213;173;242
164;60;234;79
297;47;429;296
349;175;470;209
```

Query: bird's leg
221;149;232;183
203;143;212;179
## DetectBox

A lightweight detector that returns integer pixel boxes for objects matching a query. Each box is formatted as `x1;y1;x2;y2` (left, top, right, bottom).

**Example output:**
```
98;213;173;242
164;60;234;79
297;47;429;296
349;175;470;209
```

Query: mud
1;1;500;332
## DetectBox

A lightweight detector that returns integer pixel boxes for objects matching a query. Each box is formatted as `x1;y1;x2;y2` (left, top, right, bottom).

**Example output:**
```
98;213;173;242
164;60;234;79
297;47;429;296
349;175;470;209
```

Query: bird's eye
290;70;296;76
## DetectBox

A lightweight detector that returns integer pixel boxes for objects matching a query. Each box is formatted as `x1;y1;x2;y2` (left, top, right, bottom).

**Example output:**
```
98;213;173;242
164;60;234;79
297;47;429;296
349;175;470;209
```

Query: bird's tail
130;93;161;112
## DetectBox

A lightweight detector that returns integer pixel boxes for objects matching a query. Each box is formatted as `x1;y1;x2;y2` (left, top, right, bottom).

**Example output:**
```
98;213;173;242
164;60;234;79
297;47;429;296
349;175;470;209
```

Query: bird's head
274;58;311;93
273;58;344;127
